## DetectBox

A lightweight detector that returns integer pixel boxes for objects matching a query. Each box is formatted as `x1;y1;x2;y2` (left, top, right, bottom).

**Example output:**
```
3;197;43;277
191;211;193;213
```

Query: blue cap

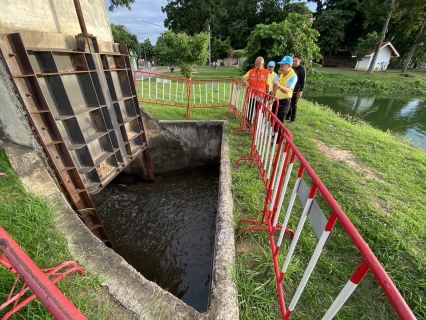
277;56;293;65
267;61;276;67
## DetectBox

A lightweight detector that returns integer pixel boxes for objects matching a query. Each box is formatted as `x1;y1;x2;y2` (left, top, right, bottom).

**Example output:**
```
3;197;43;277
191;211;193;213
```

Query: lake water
303;94;426;150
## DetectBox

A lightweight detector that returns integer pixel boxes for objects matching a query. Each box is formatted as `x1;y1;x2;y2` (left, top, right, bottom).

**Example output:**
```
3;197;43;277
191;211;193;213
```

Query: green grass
309;67;426;96
0;152;124;319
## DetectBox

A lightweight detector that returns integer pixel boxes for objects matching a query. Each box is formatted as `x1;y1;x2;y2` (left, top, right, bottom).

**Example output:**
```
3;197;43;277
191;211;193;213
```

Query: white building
217;50;247;67
354;42;399;71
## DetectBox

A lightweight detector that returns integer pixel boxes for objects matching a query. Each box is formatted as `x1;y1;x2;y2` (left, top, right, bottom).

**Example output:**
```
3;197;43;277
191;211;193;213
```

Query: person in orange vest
242;57;272;125
272;55;297;140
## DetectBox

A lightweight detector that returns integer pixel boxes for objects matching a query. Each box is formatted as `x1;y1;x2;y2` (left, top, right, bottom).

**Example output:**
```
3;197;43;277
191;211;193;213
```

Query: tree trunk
367;0;396;74
401;16;426;73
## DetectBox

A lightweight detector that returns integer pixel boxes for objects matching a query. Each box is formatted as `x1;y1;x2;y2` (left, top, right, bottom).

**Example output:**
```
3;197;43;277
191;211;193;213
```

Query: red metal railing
236;102;416;319
0;219;86;320
134;71;236;118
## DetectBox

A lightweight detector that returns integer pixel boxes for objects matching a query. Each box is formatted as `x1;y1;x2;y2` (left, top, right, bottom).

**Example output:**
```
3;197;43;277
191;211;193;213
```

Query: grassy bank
308;67;426;96
0;152;131;319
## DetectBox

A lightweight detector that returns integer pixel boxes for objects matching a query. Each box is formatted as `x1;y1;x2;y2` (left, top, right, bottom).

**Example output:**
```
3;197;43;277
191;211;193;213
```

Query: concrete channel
2;113;238;319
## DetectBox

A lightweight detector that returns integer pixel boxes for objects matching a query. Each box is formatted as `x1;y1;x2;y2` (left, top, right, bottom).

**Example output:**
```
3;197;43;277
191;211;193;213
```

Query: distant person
242;56;272;125
286;55;306;124
147;61;151;70
266;61;277;94
273;55;297;139
170;65;174;72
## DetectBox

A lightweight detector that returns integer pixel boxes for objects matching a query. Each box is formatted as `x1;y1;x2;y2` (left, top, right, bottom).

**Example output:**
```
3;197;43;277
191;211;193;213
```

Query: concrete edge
205;123;239;319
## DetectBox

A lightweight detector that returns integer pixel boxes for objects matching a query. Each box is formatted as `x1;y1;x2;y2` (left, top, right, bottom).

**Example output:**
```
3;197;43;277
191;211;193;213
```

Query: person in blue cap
266;61;277;94
272;55;297;138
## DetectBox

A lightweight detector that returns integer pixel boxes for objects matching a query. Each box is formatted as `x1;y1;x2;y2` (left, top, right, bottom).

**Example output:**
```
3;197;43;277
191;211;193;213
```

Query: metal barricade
134;71;236;118
189;78;234;109
236;100;293;235
0;222;86;319
134;71;191;117
236;103;416;319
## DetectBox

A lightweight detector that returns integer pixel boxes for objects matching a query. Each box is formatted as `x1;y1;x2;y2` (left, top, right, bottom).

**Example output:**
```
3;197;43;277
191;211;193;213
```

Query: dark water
92;165;219;312
303;93;426;150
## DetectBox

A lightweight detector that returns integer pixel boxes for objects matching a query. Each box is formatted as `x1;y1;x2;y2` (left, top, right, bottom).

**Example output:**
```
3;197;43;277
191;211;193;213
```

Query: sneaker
287;121;294;125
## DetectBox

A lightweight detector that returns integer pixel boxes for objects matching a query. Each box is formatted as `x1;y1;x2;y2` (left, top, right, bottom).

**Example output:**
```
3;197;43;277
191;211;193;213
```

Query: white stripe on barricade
282;196;314;274
289;228;333;312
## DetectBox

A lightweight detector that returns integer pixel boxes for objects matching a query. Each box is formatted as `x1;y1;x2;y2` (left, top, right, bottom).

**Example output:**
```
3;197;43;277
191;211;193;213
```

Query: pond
303;94;426;150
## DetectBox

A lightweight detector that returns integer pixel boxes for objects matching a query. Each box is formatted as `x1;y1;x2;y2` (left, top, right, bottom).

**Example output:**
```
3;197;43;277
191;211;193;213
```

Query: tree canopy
108;0;135;11
243;13;321;72
110;24;140;56
159;0;426;69
155;31;210;78
211;38;232;61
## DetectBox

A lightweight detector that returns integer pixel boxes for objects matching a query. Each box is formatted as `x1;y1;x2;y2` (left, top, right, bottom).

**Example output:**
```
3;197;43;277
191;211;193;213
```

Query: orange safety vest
248;68;270;97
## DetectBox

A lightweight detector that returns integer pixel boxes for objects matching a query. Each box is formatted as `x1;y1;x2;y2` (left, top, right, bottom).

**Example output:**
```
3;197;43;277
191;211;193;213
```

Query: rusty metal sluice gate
0;33;155;246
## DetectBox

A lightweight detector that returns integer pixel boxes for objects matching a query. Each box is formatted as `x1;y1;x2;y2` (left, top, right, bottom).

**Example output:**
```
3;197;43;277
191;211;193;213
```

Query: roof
366;42;399;57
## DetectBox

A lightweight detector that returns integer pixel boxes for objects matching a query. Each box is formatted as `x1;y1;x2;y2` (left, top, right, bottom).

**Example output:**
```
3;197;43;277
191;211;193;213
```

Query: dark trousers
286;92;300;121
272;98;291;140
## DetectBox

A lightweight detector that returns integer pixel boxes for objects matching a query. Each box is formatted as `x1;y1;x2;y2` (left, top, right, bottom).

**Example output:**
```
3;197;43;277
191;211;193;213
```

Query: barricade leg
0;226;87;320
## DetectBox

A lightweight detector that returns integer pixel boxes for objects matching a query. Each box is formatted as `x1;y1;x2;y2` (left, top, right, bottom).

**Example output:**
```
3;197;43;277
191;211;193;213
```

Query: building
354;42;399;72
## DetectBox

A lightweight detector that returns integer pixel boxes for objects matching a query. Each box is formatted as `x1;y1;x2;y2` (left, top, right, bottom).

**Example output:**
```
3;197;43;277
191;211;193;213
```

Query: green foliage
212;37;232;60
140;39;155;61
354;32;380;60
155;31;209;78
243;13;322;72
161;0;226;35
108;0;135;11
314;10;346;56
308;69;426;96
110;23;140;56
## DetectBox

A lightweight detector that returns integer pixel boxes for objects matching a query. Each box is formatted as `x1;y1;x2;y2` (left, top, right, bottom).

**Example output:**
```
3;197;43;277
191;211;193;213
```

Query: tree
110;24;140;56
402;15;426;72
155;31;209;78
313;10;346;57
140;39;156;61
212;38;232;60
367;0;396;73
233;51;244;67
354;32;380;60
285;2;313;17
243;13;322;72
161;0;226;35
108;0;135;11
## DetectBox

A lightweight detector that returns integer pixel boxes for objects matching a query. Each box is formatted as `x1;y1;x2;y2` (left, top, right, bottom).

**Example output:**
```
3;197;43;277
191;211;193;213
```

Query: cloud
107;0;168;44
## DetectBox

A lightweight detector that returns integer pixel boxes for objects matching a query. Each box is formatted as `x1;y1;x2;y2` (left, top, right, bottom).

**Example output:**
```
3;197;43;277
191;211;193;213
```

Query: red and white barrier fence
237;103;416;319
134;71;235;118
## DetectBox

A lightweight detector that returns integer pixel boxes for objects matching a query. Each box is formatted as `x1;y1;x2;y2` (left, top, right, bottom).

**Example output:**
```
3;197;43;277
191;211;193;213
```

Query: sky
107;0;316;45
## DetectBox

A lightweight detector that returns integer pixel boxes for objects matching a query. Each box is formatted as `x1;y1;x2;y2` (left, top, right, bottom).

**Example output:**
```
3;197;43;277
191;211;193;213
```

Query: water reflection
304;94;426;150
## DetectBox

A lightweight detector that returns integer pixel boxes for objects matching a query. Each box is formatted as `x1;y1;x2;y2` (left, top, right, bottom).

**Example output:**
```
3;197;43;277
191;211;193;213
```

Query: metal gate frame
0;33;155;246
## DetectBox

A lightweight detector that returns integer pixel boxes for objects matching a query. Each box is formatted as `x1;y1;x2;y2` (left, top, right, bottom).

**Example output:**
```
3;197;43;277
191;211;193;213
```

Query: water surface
303;93;426;150
92;165;219;312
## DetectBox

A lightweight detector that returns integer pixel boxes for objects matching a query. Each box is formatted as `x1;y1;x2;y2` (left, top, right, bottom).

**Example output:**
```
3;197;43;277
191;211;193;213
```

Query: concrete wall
136;108;224;175
0;0;113;51
0;0;114;148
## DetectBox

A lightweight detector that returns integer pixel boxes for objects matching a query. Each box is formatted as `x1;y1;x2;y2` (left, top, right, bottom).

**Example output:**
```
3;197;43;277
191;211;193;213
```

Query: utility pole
208;24;212;66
